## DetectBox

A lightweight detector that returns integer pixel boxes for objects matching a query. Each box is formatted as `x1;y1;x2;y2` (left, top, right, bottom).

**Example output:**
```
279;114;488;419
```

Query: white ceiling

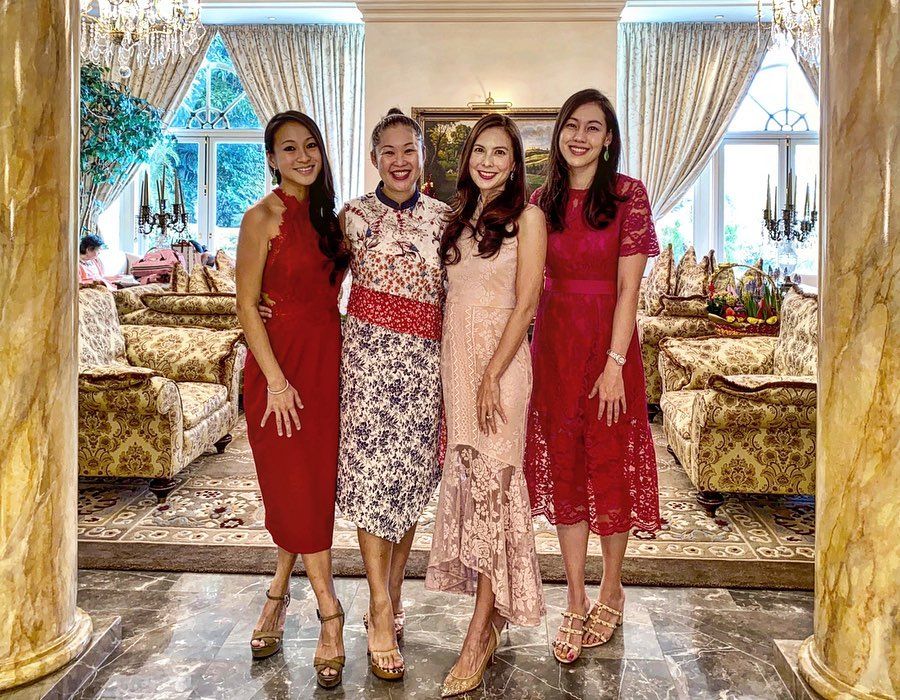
199;1;772;25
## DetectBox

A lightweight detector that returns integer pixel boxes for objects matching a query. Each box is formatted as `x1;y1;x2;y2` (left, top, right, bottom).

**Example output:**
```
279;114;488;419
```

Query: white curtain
218;24;365;205
618;22;770;218
81;31;215;234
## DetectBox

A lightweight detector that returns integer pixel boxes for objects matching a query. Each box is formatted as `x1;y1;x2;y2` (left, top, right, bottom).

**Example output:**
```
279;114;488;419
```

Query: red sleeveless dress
244;188;342;554
524;176;662;536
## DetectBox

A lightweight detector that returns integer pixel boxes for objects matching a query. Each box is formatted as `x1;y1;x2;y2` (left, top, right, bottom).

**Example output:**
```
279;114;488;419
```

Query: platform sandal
250;588;291;660
314;603;345;689
363;609;406;641
552;609;587;664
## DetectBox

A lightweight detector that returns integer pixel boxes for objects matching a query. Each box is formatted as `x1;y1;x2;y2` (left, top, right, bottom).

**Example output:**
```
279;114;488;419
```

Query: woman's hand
261;382;304;437
476;371;507;435
257;294;275;322
588;364;627;426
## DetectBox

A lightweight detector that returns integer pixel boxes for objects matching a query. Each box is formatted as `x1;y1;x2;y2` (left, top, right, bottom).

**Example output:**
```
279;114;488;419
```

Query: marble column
0;0;93;690
797;1;899;698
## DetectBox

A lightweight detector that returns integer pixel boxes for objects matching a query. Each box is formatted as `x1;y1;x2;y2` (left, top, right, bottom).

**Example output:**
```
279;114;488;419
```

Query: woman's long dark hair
264;111;349;283
539;89;625;232
440;114;527;264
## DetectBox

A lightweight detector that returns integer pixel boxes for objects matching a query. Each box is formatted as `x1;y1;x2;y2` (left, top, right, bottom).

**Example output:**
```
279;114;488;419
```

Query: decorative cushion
112;287;148;316
710;264;737;295
178;382;229;429
78;286;126;369
674;247;709;296
204;266;236;293
187;264;212;293
660;294;708;317
171;262;189;292
121;325;245;385
142;293;237;316
215;250;236;275
773;289;818;377
643;243;673;315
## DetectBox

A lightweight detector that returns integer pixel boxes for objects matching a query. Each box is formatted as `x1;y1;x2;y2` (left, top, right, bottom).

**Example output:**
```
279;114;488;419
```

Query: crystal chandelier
759;0;821;66
80;0;206;80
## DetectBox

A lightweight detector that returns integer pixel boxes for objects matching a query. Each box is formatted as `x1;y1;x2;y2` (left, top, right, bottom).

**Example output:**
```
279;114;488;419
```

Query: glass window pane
214;142;266;253
655;189;693;260
227;96;261;129
792;143;820;275
729;46;819;133
143;143;201;244
722;143;779;266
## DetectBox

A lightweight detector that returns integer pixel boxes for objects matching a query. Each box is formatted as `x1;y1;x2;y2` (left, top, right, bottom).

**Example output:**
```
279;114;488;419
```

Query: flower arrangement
707;265;785;336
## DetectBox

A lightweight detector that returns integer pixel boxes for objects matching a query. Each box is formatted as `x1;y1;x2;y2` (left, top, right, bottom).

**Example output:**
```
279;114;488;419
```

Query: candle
141;171;149;207
804;183;810;216
766;175;771;218
774;186;778;218
174;174;183;208
161;165;166;203
812;176;817;212
793;175;798;209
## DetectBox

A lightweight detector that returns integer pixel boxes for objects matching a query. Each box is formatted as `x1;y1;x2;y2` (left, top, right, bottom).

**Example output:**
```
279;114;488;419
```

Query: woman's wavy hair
440;114;527;264
538;89;625;232
264;111;349;283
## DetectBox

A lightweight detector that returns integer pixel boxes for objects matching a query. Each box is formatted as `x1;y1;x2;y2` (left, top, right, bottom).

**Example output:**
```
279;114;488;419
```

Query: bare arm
236;203;304;437
477;205;548;434
589;253;647;425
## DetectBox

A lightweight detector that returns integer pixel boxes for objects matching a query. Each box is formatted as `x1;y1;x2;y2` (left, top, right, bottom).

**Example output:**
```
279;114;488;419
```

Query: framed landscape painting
412;107;558;204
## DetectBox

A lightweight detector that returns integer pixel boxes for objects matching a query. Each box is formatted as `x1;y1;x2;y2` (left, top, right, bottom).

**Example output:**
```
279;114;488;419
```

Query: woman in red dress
236;111;349;687
524;89;662;663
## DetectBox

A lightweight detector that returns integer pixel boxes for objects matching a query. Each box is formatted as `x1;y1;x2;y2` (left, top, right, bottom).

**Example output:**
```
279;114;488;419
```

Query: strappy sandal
582;601;623;648
552;610;587;664
250;588;291;660
363;609;406;641
314;603;345;689
368;646;405;681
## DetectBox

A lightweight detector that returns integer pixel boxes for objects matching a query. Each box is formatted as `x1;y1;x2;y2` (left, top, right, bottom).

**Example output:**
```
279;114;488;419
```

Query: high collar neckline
376;181;420;211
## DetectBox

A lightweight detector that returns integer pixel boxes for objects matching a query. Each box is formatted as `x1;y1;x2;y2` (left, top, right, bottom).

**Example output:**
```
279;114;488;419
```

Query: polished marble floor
72;570;812;699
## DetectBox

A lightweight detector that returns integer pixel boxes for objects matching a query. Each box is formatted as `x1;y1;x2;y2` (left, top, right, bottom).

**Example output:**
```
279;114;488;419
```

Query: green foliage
80;64;165;187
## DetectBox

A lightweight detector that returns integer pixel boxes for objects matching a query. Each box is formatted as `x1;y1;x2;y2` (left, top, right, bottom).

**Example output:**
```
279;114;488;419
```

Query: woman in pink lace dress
524;89;662;663
426;114;547;697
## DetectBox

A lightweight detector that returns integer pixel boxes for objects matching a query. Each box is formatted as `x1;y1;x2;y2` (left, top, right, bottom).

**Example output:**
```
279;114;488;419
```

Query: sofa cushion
78;286;126;369
120;308;242;331
143;293;237;316
178;382;228;429
204;266;236;293
674;247;709;296
215;250;236;275
773;289;818;376
643;243;673;315
660;390;698;440
187;264;212;293
171;262;190;292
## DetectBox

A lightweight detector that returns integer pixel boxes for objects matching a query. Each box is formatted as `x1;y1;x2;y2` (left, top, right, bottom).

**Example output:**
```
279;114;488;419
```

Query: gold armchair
657;288;818;516
78;285;246;501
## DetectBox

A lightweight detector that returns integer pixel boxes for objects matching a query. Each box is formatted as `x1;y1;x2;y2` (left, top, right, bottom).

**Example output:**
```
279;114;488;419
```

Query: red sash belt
347;286;442;341
544;278;617;295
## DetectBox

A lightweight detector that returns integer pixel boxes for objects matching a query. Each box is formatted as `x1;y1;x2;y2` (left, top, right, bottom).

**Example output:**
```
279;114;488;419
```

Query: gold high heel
440;622;500;698
314;602;345;689
250;588;291;660
582;601;623;648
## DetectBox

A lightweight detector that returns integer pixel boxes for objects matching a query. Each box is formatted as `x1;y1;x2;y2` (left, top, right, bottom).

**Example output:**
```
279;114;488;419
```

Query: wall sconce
466;92;513;111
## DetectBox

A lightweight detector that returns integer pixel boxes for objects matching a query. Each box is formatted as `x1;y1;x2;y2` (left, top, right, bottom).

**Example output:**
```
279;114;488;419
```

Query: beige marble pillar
798;1;900;698
0;0;93;690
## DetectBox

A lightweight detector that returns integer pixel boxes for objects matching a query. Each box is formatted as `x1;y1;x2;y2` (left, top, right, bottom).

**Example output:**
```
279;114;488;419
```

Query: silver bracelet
606;349;626;366
267;379;290;395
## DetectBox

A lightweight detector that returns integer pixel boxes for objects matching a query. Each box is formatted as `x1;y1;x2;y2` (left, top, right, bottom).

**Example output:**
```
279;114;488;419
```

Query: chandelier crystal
80;0;206;80
759;0;821;66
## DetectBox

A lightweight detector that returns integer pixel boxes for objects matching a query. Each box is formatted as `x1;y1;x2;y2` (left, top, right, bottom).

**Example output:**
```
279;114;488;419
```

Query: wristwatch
606;349;626;366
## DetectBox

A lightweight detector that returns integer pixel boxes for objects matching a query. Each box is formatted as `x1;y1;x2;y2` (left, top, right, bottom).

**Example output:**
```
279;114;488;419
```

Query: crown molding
357;1;628;23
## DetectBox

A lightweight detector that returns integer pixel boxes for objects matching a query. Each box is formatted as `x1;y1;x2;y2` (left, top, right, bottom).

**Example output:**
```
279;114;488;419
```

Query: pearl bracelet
267;379;290;395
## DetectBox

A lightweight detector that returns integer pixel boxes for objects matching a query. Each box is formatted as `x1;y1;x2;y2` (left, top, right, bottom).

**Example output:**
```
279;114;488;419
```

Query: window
657;46;820;279
142;34;269;255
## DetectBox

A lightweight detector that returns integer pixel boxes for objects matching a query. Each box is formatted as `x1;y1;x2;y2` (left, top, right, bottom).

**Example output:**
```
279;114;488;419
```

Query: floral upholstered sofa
78;285;246;501
656;287;818;517
112;251;240;331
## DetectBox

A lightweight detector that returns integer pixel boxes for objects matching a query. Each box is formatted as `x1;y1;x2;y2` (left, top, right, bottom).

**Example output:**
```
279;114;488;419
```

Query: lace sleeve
618;179;660;258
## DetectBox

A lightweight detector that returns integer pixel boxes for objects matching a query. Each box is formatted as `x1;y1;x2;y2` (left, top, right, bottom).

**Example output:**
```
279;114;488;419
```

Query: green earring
603;146;610;162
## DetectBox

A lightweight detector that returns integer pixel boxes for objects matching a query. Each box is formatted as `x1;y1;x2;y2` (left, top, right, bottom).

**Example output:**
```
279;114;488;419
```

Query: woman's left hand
476;371;507;435
588;365;627;426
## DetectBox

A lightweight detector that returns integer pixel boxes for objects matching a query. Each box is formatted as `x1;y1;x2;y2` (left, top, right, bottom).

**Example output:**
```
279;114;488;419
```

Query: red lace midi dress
244;188;342;554
524;175;662;536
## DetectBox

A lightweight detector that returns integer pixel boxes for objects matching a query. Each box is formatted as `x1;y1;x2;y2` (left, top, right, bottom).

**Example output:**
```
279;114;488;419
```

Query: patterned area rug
78;418;814;588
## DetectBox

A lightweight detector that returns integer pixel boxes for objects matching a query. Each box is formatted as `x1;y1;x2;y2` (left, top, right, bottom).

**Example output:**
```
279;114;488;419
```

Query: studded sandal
552;610;587;664
582;601;623;648
250;588;291;660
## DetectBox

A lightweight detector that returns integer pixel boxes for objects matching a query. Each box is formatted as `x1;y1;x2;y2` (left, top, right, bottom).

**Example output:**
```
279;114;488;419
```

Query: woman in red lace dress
237;112;349;686
524;89;661;663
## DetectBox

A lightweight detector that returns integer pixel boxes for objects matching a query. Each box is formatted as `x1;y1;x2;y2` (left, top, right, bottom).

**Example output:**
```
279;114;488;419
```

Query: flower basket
707;265;782;337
